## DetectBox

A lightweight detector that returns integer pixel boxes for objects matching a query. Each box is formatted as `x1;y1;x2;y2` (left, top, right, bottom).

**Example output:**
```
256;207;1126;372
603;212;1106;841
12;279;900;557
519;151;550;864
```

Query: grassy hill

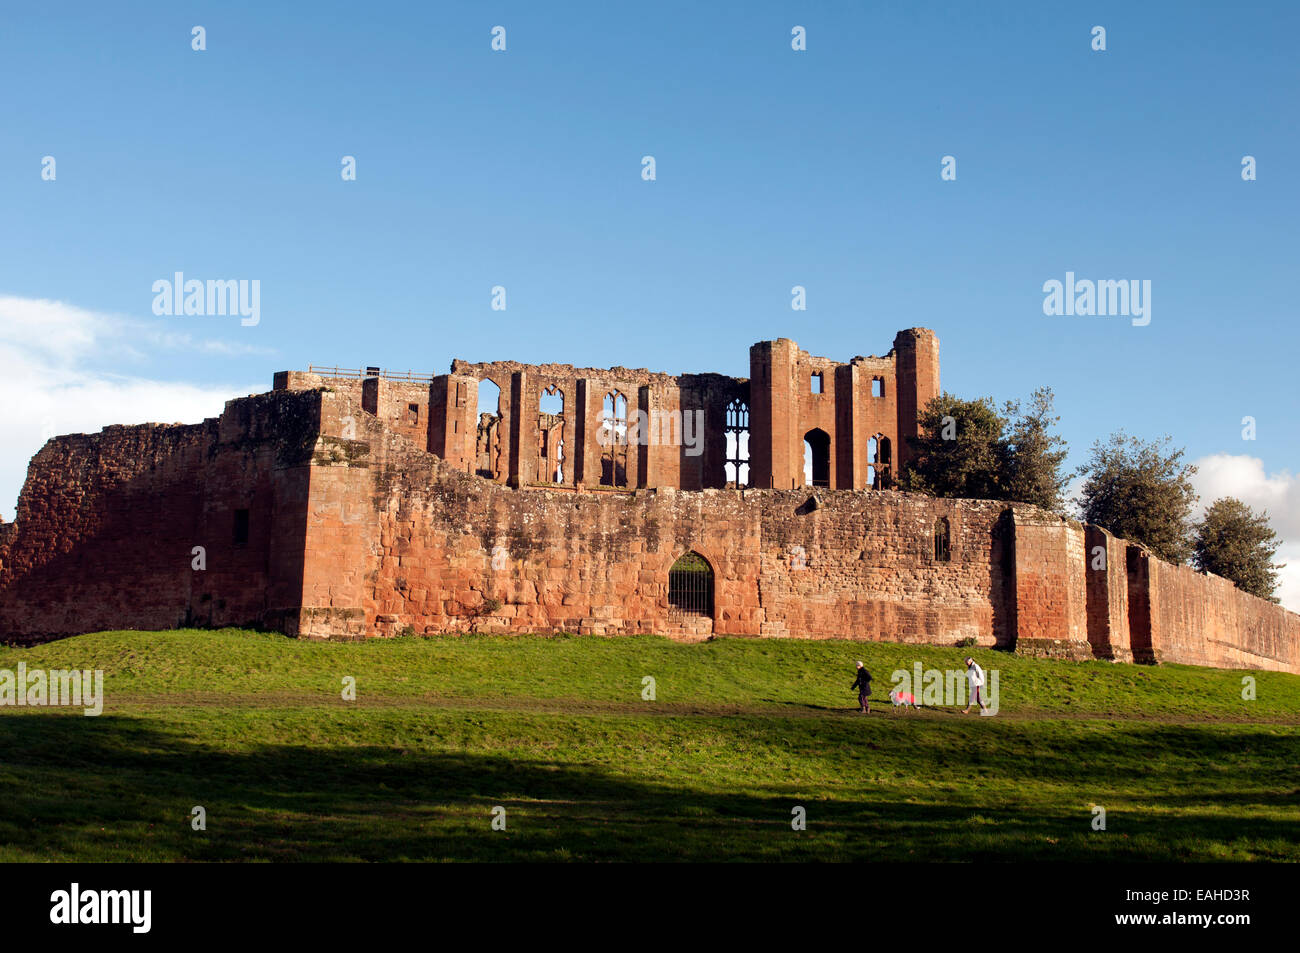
1;629;1297;861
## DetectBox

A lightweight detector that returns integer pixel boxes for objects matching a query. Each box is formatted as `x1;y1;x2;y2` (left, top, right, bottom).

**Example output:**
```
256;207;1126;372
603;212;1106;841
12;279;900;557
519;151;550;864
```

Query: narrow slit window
934;517;951;562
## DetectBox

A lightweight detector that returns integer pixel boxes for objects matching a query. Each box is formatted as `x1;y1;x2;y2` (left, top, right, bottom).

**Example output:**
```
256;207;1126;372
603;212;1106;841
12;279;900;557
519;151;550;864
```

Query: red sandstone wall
892;329;939;474
427;375;477;473
748;338;910;491
275;370;364;402
0;522;17;565
1144;555;1299;673
362;377;434;451
4;379;1298;675
446;358;743;492
290;390;386;638
1126;546;1156;664
1084;525;1131;661
0;391;320;643
302;389;1016;644
1011;511;1090;658
752;495;1015;645
361;474;1016;644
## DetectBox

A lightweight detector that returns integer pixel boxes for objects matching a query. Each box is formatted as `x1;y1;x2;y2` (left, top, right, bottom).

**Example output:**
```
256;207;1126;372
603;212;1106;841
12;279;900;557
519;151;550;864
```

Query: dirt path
82;691;1300;726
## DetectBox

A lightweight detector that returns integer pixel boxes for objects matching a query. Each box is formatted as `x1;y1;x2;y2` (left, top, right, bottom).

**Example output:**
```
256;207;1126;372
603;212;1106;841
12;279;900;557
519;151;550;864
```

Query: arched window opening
552;440;565;483
478;378;501;418
538;385;565;484
668;551;714;617
869;434;892;490
476;379;504;480
934;517;952;562
600;390;629;487
725;398;750;487
804;428;830;488
539;386;564;416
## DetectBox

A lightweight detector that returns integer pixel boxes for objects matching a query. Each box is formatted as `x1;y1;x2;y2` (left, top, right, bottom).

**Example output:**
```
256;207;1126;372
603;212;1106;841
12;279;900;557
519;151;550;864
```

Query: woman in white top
962;656;988;714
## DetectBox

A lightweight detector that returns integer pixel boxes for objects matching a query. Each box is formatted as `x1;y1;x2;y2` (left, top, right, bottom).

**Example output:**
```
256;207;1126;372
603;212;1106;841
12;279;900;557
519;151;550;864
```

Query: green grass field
1;629;1297;861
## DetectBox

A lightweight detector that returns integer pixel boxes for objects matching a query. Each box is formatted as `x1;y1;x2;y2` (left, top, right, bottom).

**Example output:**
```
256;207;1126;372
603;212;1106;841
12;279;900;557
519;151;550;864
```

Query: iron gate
668;552;714;617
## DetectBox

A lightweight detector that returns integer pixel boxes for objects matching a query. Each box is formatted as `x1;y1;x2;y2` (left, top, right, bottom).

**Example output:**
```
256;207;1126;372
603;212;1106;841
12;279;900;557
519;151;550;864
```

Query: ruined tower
747;329;940;490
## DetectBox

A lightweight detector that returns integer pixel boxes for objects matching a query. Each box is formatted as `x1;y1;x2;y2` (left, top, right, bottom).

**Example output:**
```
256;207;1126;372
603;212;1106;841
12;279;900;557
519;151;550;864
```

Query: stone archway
803;428;830;488
668;551;714;618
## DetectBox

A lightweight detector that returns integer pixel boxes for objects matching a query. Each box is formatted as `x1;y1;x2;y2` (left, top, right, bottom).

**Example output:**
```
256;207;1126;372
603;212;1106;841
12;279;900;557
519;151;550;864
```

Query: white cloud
0;295;262;519
1191;454;1300;613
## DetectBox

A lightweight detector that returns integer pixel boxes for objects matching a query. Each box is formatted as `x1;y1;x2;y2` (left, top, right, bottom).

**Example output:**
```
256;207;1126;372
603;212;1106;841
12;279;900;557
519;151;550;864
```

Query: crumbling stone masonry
0;332;1296;674
275;329;939;492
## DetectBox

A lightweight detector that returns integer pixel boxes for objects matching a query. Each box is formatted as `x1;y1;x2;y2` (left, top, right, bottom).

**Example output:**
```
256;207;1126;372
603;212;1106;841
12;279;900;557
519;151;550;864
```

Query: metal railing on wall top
306;365;437;383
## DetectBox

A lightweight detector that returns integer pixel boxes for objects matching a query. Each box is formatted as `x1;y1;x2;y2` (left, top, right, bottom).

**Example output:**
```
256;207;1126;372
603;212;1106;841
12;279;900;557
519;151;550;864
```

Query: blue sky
2;1;1297;602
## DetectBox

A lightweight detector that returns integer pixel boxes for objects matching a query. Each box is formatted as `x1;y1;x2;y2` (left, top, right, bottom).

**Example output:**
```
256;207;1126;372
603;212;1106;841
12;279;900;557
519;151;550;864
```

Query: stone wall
279;386;1012;643
747;330;938;491
443;357;745;492
1139;549;1299;672
1009;511;1092;660
1084;526;1131;662
2;381;1298;675
277;330;936;495
0;391;321;643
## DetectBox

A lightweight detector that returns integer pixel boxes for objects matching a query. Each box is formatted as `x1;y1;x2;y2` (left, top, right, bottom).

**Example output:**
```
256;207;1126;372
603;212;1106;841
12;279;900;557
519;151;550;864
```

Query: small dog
889;689;917;711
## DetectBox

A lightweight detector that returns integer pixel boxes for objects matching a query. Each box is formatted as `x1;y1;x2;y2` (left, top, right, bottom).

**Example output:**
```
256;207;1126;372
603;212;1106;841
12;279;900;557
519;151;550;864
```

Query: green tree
1191;497;1283;601
899;388;1073;512
1001;387;1073;512
898;393;1006;500
1077;432;1198;564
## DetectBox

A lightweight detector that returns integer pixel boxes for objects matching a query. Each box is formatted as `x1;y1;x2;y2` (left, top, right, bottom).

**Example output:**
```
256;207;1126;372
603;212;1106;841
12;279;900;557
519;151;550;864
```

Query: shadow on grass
0;712;1297;862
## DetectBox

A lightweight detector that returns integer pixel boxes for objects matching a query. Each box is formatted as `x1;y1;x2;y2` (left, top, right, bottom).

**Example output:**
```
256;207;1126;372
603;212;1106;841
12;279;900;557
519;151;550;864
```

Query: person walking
851;661;873;714
962;656;989;714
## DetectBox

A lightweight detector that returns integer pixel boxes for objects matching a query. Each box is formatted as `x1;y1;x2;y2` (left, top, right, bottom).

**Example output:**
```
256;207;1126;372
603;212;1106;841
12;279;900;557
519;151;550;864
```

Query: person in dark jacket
851;661;872;714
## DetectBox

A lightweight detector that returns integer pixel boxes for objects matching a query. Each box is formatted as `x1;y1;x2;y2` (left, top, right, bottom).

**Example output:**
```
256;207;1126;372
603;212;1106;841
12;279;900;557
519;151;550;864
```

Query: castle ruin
1;328;1296;674
276;328;940;493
